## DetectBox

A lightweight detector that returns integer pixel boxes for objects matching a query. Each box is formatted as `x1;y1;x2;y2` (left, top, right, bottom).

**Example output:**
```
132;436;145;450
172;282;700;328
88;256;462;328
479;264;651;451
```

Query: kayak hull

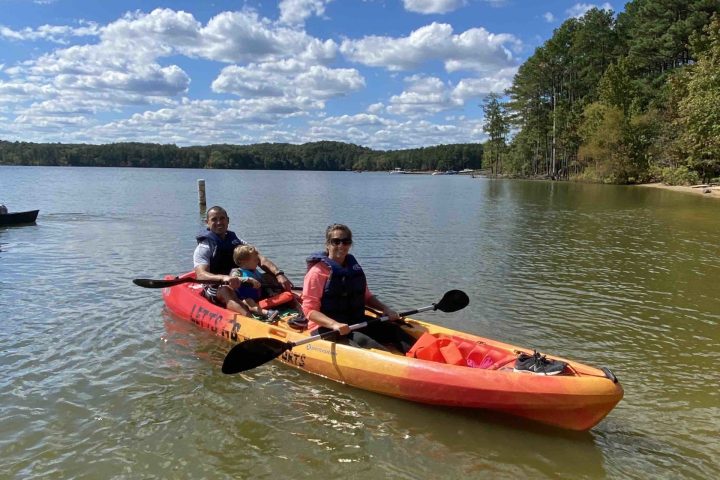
162;272;623;431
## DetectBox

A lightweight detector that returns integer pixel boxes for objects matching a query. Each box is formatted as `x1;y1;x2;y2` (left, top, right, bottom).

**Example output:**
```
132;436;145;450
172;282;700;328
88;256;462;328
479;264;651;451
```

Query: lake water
1;166;719;479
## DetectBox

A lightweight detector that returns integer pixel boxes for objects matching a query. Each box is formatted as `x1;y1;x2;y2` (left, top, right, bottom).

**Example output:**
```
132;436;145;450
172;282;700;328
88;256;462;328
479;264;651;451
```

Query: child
230;245;279;322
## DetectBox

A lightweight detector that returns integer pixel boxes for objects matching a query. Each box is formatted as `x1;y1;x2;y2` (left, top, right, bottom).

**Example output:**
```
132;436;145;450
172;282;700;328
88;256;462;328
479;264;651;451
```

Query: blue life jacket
196;229;243;275
306;252;367;325
233;268;263;301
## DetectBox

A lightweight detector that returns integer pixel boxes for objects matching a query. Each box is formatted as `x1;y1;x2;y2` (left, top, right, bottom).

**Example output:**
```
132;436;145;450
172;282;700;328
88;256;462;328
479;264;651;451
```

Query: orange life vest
258;291;295;310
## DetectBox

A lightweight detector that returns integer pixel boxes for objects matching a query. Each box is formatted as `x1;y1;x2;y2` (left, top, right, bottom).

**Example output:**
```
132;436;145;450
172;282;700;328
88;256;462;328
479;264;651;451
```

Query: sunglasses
329;237;353;246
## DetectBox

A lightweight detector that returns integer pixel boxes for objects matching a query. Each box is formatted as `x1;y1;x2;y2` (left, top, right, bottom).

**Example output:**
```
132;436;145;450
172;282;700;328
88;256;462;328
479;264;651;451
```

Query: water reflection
2;167;719;478
160;310;606;478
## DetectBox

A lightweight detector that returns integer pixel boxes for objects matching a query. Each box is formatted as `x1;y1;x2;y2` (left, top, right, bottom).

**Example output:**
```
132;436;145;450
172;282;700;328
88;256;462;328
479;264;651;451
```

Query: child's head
233;244;260;268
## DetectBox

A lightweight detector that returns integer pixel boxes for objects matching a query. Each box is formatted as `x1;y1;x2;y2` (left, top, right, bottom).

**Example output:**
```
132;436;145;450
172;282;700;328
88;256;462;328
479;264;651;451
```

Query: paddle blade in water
435;289;469;312
221;338;290;374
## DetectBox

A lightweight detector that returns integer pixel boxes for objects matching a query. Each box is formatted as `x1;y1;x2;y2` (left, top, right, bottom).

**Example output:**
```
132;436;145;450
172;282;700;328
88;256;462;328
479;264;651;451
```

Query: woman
302;224;415;353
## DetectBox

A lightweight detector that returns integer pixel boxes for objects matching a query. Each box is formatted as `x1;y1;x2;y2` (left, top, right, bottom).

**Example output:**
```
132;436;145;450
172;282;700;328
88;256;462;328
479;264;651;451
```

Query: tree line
483;0;720;185
0;140;482;172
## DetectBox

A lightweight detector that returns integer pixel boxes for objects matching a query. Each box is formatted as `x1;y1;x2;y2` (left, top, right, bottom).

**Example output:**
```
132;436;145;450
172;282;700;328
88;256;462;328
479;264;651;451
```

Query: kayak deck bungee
161;272;623;431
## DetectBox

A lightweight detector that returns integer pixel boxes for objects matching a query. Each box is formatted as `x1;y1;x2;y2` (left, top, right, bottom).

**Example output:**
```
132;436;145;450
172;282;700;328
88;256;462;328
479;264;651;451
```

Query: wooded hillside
0;140;483;172
490;0;720;184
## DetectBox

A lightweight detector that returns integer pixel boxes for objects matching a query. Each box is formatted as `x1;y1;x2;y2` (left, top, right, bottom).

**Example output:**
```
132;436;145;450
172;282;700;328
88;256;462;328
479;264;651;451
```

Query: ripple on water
2;170;720;478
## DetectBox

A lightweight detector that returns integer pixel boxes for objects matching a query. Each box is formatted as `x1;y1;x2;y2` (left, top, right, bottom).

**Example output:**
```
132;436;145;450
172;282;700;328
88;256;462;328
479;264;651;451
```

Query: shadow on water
297;380;607;478
158;310;607;479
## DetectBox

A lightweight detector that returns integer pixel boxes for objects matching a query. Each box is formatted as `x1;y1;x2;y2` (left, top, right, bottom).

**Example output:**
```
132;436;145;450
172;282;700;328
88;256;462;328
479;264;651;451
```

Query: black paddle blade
133;278;175;288
221;338;291;374
435;289;469;312
133;277;221;288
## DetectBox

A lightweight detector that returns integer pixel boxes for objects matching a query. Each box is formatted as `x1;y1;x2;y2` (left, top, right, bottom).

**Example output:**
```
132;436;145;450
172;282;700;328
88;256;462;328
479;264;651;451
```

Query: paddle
221;289;469;374
133;277;221;288
133;277;304;290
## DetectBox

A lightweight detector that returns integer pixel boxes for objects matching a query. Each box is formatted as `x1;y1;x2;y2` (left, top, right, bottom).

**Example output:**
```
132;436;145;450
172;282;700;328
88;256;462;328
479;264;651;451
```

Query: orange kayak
162;272;623;431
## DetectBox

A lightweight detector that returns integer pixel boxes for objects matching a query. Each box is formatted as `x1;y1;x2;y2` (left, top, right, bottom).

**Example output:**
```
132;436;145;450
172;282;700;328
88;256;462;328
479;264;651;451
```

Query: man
193;205;293;315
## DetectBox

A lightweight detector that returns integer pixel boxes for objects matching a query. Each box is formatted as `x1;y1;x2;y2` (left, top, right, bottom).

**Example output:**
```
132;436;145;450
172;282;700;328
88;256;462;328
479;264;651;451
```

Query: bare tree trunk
551;87;557;180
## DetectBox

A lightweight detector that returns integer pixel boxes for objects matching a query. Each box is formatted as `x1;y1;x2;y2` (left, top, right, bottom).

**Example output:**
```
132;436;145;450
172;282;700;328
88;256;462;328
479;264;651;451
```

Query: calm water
1;166;718;479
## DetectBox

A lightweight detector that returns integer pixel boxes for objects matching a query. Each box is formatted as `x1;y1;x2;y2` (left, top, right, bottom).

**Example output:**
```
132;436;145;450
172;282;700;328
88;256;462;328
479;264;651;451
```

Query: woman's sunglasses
329;237;353;245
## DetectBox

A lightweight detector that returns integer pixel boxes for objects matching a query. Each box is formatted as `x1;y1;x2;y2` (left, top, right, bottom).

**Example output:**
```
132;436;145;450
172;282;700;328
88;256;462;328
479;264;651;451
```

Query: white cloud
402;0;466;15
308;115;486;149
0;81;55;103
0;6;504;148
340;22;520;74
65;97;327;145
212;60;364;102
543;12;555;23
317;113;391;128
451;70;515;100
384;70;514;117
278;0;333;25
2;8;344;125
367;102;385;114
295;65;365;98
566;3;613;19
308;117;485;150
388;75;460;116
0;21;100;43
187;10;315;63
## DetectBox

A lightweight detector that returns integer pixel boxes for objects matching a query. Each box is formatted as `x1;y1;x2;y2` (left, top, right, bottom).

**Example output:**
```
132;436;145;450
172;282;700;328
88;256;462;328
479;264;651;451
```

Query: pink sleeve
302;263;330;317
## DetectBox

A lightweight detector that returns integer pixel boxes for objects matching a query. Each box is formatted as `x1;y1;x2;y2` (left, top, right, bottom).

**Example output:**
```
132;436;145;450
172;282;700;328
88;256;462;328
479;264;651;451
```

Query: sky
0;0;617;150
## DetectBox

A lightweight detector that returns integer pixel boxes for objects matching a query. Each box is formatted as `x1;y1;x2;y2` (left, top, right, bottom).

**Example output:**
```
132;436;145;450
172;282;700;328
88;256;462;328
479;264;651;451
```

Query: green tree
597;57;637;114
671;14;720;181
482;93;509;176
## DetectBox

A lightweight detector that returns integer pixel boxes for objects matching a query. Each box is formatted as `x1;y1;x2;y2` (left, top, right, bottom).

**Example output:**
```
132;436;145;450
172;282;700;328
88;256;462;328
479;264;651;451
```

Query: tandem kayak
161;272;623;431
0;209;39;226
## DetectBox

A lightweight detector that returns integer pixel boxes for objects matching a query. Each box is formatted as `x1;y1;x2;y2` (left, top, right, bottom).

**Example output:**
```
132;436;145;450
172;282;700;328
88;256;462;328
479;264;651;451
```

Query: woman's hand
383;307;400;322
332;322;351;335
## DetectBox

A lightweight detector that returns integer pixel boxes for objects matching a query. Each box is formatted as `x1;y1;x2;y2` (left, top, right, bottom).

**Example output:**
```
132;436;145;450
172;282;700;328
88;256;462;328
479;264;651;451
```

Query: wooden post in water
198;179;206;213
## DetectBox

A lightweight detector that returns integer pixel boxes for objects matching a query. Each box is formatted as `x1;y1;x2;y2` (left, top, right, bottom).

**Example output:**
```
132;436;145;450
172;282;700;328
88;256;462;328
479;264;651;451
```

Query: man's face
206;209;229;236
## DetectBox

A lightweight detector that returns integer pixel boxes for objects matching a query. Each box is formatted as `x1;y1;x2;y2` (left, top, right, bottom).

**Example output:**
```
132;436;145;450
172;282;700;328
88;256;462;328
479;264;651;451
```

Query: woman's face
327;229;352;260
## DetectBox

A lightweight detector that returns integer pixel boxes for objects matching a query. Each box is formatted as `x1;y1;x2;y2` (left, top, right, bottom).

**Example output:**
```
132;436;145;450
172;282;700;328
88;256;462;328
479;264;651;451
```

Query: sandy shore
637;182;720;199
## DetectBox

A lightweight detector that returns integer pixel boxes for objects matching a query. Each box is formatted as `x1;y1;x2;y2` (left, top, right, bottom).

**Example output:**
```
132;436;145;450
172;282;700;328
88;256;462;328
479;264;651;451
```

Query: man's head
205;206;229;237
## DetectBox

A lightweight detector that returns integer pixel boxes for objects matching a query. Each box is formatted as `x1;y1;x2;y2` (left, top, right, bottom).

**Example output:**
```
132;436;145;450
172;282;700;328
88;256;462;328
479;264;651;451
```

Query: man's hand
276;273;294;291
224;275;241;289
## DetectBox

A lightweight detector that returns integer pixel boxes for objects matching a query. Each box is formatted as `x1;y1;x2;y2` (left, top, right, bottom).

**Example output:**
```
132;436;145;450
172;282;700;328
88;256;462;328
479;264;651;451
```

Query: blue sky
0;0;616;149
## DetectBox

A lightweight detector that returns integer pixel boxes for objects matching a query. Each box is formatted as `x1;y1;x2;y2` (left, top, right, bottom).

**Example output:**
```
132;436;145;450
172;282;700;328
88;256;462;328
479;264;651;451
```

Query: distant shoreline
637;182;720;199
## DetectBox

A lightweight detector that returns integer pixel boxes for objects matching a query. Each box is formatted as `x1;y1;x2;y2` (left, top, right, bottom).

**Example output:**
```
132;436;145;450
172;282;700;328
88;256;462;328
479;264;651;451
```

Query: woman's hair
233;244;258;264
325;223;352;244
